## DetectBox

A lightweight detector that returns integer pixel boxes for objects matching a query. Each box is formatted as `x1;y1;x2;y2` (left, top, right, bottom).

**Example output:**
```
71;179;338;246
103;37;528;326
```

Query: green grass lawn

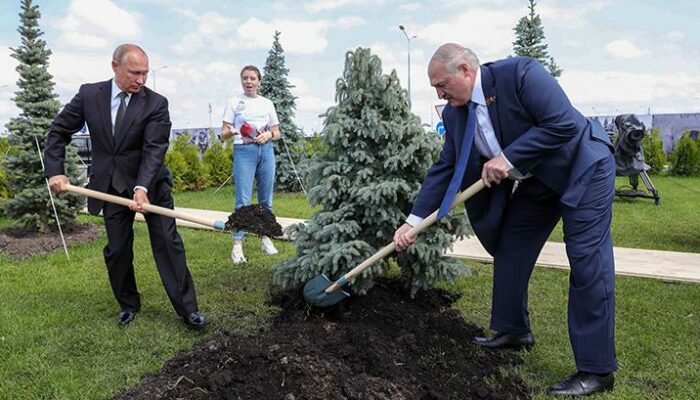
172;185;318;220
0;174;698;399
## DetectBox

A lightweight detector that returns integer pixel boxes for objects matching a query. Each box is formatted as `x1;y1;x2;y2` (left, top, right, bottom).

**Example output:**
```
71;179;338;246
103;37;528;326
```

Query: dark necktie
113;91;127;139
111;91;128;193
437;101;477;219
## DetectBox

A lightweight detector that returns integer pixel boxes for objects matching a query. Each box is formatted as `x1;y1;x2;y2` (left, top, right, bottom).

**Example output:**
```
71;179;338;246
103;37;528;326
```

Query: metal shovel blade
303;274;350;307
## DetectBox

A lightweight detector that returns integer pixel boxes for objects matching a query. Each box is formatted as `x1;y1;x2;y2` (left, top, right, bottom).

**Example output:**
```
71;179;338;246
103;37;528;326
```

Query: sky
0;0;699;136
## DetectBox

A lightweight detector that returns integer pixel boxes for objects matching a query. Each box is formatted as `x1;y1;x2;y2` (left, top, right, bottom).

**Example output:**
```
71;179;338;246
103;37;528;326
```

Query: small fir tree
259;31;308;192
202;132;232;187
2;0;83;231
670;131;700;176
169;133;209;190
641;127;666;174
273;47;470;297
512;0;563;78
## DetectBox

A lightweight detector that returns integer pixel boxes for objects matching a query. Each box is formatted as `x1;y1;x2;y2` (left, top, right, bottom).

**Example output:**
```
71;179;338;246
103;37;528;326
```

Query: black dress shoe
471;332;535;350
184;311;207;330
547;371;614;397
117;310;137;325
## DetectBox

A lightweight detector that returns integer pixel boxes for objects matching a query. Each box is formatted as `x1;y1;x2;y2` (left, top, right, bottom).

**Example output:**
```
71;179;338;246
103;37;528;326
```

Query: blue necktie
437;101;477;219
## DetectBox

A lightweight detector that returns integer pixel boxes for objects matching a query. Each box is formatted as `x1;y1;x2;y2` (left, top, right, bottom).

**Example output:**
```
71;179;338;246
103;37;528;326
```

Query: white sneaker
261;236;278;255
231;242;247;264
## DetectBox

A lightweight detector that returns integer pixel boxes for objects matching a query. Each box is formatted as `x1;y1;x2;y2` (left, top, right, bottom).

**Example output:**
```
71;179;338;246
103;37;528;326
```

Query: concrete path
139;207;700;284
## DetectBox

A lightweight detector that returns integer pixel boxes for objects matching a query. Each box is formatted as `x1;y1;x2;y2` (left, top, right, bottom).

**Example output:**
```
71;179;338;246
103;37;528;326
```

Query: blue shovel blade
303;274;350;307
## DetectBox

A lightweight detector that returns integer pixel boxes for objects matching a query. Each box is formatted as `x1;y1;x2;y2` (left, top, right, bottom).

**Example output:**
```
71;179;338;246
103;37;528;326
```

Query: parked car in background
71;132;91;180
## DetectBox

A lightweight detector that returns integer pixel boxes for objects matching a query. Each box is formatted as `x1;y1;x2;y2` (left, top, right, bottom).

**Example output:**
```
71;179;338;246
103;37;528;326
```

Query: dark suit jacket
411;57;613;254
44;80;172;214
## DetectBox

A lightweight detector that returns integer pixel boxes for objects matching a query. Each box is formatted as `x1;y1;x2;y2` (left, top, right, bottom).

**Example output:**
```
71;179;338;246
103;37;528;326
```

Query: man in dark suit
394;43;616;397
44;44;206;329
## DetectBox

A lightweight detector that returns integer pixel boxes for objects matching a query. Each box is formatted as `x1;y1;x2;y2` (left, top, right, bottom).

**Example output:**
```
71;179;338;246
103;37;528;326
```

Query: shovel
304;180;486;307
65;184;283;237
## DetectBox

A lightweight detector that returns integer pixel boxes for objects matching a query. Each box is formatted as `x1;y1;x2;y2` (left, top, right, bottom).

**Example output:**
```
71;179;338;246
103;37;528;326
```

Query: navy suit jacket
44;80;172;214
411;57;613;254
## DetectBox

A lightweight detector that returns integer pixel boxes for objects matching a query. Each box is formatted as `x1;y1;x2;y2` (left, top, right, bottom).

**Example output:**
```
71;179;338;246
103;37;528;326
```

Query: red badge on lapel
486;96;496;106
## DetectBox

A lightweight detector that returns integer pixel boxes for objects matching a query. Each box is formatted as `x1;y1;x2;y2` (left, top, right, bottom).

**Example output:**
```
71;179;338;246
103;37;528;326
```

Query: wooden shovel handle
326;180;486;293
66;184;224;230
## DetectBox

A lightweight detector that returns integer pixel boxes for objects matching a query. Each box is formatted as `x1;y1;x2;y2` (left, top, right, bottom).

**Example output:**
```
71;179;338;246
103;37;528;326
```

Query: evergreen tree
2;0;83;232
259;31;308;192
203;132;232;187
273;48;470;297
512;0;563;78
670;131;700;176
641;127;666;174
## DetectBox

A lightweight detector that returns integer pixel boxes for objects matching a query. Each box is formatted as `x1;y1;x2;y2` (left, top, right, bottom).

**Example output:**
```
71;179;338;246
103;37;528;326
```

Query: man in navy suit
394;43;616;397
44;44;206;329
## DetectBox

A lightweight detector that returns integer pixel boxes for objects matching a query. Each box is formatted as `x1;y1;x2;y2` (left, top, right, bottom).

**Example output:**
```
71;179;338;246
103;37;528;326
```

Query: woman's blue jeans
232;142;275;240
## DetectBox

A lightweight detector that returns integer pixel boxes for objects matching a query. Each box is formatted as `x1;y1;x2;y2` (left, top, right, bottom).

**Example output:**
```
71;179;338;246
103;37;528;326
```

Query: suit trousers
102;179;198;317
489;154;617;374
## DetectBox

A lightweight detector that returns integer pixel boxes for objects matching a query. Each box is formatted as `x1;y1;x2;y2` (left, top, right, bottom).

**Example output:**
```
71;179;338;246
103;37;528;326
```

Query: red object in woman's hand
240;122;255;137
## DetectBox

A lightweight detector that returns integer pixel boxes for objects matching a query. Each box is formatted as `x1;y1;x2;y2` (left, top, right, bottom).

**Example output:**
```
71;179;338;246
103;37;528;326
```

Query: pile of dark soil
115;280;531;400
225;204;283;237
0;223;101;261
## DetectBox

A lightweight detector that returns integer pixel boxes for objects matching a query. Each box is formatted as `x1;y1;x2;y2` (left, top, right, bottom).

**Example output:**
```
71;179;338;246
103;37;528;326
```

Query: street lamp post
398;25;416;104
151;65;168;91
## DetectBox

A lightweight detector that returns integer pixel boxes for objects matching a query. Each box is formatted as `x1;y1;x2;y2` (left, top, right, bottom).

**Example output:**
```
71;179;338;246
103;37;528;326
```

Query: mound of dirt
115;280;531;400
0;223;102;261
225;205;283;238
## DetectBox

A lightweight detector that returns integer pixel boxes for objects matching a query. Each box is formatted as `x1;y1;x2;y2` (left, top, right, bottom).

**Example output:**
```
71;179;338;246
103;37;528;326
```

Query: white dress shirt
111;80;148;194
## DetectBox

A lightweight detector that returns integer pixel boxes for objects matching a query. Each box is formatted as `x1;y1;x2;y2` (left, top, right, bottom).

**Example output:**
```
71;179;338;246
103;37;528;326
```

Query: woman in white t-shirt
221;65;281;264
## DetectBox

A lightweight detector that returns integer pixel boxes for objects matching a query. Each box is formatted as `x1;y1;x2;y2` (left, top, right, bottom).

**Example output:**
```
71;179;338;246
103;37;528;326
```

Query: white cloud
236;18;330;54
399;3;422;11
170;11;236;56
55;0;142;49
560;70;700;112
304;0;355;12
662;30;685;42
538;0;611;23
605;39;651;59
336;16;366;29
417;8;521;61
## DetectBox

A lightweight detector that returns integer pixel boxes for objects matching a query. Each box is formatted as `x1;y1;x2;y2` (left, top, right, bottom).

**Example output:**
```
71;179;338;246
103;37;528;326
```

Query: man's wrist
134;186;148;194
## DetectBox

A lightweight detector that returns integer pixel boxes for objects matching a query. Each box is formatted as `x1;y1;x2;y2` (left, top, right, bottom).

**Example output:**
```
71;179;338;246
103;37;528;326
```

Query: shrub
164;149;189;192
642;127;667;174
203;133;232;187
669;131;700;176
170;133;210;190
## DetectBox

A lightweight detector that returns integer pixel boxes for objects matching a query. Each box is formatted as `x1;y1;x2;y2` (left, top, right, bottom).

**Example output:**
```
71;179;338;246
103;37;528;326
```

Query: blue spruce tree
274;48;470;296
2;0;83;232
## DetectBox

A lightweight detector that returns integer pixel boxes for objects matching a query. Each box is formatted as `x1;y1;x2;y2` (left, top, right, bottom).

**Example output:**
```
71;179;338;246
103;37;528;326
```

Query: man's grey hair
112;44;147;64
430;43;479;73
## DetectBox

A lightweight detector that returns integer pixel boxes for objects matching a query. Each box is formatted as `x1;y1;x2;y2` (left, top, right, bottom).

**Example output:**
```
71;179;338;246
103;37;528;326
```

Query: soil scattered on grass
0;223;101;261
115;280;531;400
225;204;283;237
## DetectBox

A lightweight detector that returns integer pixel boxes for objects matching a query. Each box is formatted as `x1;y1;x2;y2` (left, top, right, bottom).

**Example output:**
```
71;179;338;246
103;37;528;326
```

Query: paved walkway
137;207;700;284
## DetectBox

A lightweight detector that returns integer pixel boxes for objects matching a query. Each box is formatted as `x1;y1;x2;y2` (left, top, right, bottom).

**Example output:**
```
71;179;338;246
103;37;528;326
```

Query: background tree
512;0;563;77
274;47;470;296
642;127;667;174
259;31;308;193
202;132;232;187
669;131;700;176
165;133;209;191
1;0;83;231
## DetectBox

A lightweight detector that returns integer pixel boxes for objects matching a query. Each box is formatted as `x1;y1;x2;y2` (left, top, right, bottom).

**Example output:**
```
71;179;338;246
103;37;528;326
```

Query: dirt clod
225;204;283;237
